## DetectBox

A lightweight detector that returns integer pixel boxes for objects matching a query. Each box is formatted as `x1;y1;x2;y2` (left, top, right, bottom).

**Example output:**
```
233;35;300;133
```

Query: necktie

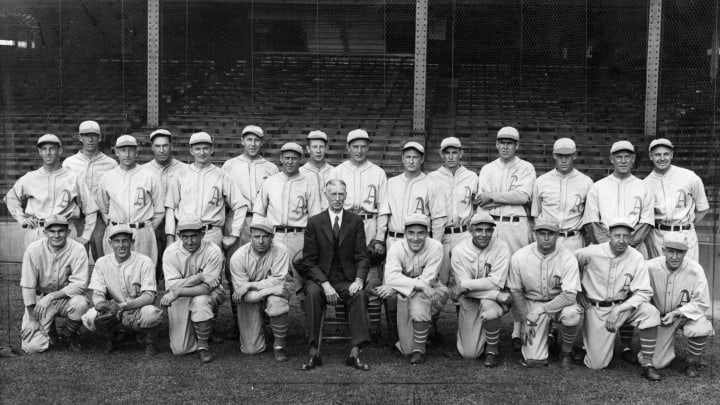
333;215;340;239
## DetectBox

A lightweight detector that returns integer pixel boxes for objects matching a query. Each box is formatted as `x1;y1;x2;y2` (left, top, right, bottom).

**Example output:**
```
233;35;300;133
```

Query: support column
413;0;428;132
147;0;160;127
644;0;662;137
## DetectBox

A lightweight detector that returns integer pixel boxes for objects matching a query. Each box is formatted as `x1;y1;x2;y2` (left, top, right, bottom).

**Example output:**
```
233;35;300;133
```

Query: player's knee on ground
22;329;50;354
189;295;215;322
66;295;92;321
632;302;661;329
479;299;504;320
409;293;432;322
137;305;163;329
265;295;289;317
683;317;715;338
558;304;582;327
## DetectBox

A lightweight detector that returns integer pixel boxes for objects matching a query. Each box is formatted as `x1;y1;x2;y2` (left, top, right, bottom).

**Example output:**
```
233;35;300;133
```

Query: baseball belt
587;298;625;307
656;223;692;231
275;226;304;233
444;225;468;234
388;231;404;238
359;213;377;220
491;215;522;222
22;219;45;229
111;221;147;229
558;230;577;238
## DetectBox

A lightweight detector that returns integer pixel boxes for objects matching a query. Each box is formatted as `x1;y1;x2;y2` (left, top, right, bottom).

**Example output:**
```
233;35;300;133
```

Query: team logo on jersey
628;197;642;217
208;187;222;207
508;174;519;191
552;275;562;289
293;195;307;215
461;186;473;204
414;197;426;214
65;265;72;276
678;289;690;307
675;190;688;208
58;190;71;209
621;273;634;292
363;185;377;207
570;194;584;214
134;188;147;207
483;263;492;278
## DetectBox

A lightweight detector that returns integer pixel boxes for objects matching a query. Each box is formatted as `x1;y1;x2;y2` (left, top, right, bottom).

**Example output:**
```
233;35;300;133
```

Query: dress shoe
640;365;661;381
300;355;322;370
274;347;288;362
198;349;214;363
410;351;425;365
345;356;370;370
484;352;499;368
685;362;699;378
512;337;522;352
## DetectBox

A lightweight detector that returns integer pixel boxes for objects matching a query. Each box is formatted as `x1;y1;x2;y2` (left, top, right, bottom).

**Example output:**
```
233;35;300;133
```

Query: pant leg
558;233;584;252
120;305;163;332
522;300;551;362
583;306;618;369
237;301;266;354
134;226;159;267
335;281;371;347
302;280;326;348
456;297;485;359
652;323;678;369
396;295;414;355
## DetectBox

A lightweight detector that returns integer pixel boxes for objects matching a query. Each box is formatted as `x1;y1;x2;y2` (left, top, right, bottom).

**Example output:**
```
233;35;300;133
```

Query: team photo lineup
5;118;715;384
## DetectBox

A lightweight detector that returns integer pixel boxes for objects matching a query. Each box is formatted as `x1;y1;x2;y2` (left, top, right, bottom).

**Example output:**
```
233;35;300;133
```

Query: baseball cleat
640;365;661;381
559;352;573;369
410;351;425;365
273;347;288;362
198;349;214;363
621;348;638;365
484;352;499;368
685;362;699;378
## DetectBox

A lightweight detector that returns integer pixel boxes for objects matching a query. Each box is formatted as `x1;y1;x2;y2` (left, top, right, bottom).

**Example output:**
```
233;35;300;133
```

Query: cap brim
663;242;689;251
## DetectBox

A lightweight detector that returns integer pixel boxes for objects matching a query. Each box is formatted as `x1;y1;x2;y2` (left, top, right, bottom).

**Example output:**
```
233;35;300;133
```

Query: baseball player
221;124;277;340
253;142;321;297
63;120;118;259
476;126;536;348
333;129;388;342
98;135;163;266
451;212;511;366
376;214;449;365
228;217;291;361
531;138;593;251
643;138;709;261
5;134;98;248
142;129;187;280
161;217;226;363
646;232;715;378
85;225;163;355
574;218;661;381
300;130;335;211
508;219;583;369
19;215;91;353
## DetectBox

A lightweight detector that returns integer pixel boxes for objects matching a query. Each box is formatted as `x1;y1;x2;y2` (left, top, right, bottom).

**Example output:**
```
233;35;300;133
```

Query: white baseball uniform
508;243;582;361
229;241;290;354
300;161;335;211
575;243;661;369
646;256;714;368
643;166;709;261
20;238;90;353
98;165;163;265
333;160;387;243
451;238;510;359
162;240;225;355
5;167;98;247
532;168;593;251
477;156;536;253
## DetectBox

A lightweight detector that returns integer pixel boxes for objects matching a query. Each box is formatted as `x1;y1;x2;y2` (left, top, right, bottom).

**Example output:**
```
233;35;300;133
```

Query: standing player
574;218;661;380
63;120;118;259
646;232;715;378
476;126;536;349
300;130;335;211
531;138;593;251
98;135;163;266
333;129;388;342
643;138;709;260
5;134;98;248
228;217;291;361
253;142;321;297
19;215;91;353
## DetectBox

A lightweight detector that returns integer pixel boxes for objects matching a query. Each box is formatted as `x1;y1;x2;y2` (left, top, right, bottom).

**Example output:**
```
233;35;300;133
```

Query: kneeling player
376;214;448;365
161;217;226;363
508;219;582;368
647;232;715;377
84;225;163;355
229;218;291;361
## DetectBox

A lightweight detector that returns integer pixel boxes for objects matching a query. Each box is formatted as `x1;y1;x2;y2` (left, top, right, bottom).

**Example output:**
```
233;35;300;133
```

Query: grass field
1;262;719;404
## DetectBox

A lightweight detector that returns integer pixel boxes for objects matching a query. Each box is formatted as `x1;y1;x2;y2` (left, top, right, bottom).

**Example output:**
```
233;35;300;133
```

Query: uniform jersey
451;238;510;293
379;173;447;234
532;168;593;231
165;164;248;236
582;174;654;229
98;165;163;224
384;238;443;297
575;243;652;308
253;172;321;227
4;167;98;224
63;151;118;201
646;256;710;320
229;242;288;292
477;157;535;217
299;162;335;210
508;244;581;303
162;240;223;289
142;159;188;213
428;165;478;227
20;238;89;306
643;165;709;226
221;155;278;212
333;160;387;216
89;252;157;302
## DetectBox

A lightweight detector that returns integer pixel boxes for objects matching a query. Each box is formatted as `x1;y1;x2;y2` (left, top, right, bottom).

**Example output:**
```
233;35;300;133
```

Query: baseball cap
608;217;634;231
249;217;274;235
115;135;138;148
280;142;303;156
78;120;101;135
404;213;430;229
440;137;462;151
402;141;425;155
242;125;264;138
553;138;576;154
346;129;370;144
533;219;559;232
497;126;520;141
649;138;674;152
307;130;328;142
177;216;204;233
470;211;496;227
149;128;172;142
107;224;134;240
610;140;635;154
36;134;62;147
44;215;69;228
189;132;213;145
663;232;689;251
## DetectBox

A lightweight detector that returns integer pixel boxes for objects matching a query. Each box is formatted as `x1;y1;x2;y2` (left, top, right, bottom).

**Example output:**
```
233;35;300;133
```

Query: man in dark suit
300;179;371;370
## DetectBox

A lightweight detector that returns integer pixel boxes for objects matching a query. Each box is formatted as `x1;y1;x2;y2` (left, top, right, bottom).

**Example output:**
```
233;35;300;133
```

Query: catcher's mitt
93;300;122;332
367;239;387;266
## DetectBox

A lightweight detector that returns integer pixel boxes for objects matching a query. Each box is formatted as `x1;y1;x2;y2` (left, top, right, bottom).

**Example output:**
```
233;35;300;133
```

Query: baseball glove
93;300;122;332
367;243;387;267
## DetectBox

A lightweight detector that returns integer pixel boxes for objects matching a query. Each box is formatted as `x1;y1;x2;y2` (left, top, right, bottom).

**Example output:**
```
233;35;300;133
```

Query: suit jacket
301;209;369;284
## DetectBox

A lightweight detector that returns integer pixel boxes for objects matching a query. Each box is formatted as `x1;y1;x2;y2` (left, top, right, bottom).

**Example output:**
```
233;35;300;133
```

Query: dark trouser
304;279;370;348
154;219;167;281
